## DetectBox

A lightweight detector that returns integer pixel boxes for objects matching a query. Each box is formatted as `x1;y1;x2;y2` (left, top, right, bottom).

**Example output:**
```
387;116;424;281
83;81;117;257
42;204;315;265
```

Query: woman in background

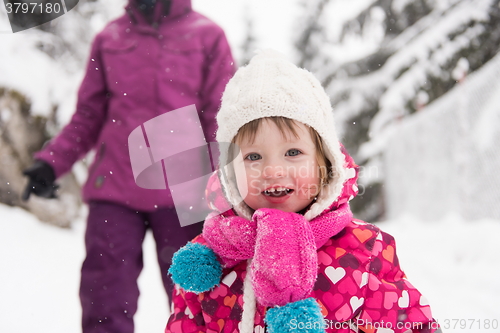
22;1;235;332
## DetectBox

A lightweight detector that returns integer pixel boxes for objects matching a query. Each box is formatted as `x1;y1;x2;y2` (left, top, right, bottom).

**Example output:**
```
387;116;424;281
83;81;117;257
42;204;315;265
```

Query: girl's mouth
262;187;294;198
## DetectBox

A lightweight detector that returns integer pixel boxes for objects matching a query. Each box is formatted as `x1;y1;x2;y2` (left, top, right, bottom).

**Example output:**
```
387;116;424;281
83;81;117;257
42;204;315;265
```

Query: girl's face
233;119;321;213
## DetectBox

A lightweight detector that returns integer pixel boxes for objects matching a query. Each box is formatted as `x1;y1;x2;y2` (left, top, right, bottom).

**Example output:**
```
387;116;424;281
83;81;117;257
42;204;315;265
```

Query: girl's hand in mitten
203;211;257;268
251;208;317;307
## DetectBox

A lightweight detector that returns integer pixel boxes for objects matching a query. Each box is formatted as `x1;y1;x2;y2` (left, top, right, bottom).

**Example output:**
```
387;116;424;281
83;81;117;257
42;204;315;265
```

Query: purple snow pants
79;201;202;333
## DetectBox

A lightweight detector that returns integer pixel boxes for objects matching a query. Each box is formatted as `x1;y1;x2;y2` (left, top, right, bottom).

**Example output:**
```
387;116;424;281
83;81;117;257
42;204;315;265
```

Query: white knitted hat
216;49;347;221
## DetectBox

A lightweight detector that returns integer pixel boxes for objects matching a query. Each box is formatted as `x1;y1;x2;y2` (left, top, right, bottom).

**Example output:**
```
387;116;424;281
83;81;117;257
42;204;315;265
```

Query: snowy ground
380;214;500;332
0;204;169;333
1;204;499;333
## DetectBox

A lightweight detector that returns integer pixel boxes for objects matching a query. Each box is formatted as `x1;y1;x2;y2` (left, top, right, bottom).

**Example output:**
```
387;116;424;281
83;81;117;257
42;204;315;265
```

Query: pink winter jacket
166;150;439;333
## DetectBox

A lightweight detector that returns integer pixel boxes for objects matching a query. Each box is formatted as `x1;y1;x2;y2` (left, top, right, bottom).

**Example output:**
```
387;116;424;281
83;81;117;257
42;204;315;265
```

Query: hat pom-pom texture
265;298;326;333
168;242;222;294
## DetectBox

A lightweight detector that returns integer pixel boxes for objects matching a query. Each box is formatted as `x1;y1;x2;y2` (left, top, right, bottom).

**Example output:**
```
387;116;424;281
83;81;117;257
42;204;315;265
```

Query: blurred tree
239;4;258;66
0;88;81;227
0;0;126;227
294;0;500;221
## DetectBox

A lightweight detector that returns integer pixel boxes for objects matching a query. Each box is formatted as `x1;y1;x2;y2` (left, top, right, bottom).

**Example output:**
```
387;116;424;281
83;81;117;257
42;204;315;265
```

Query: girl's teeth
265;187;292;194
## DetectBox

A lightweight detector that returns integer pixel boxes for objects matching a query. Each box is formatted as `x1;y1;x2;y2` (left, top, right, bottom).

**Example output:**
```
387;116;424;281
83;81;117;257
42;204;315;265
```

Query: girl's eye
245;153;261;161
286;149;301;157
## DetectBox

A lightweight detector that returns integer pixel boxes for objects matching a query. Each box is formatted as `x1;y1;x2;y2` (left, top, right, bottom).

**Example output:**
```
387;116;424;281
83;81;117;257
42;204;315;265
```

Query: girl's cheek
245;165;262;182
234;166;249;198
297;178;321;198
235;178;249;199
248;162;262;177
308;183;321;198
249;179;261;196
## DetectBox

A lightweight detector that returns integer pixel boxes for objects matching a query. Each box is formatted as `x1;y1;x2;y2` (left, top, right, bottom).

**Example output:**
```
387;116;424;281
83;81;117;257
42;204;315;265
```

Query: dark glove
22;160;58;201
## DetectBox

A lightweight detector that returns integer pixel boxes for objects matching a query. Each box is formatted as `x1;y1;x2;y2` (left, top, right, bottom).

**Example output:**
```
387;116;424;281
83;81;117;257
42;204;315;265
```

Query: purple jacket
35;0;235;211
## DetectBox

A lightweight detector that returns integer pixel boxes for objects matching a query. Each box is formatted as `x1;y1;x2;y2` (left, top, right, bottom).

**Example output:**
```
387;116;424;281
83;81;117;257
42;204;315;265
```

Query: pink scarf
202;202;352;307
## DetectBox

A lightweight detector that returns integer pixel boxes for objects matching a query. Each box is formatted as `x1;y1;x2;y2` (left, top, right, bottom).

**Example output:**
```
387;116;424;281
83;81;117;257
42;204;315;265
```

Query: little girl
165;50;440;333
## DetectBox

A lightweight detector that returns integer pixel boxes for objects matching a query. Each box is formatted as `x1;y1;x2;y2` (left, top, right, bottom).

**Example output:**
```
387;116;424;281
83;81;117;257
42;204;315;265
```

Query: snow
0;0;126;125
193;0;302;64
0;2;11;33
392;0;414;14
323;0;377;41
0;205;169;333
383;48;500;222
300;0;384;70
325;0;496;149
372;0;492;138
1;204;499;332
0;30;69;117
381;213;500;330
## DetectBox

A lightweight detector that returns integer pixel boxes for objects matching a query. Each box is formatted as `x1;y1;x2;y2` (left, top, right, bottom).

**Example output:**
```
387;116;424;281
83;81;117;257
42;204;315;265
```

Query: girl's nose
262;163;285;179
